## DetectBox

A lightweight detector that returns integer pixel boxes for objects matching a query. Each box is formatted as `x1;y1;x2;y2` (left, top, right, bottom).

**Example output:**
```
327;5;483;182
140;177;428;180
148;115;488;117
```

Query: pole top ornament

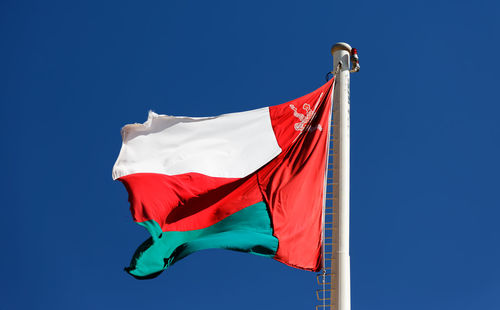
330;42;360;73
331;42;352;54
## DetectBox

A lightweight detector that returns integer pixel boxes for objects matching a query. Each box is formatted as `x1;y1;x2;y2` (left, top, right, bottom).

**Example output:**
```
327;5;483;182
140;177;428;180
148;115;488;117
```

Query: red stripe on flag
262;79;334;271
119;172;263;231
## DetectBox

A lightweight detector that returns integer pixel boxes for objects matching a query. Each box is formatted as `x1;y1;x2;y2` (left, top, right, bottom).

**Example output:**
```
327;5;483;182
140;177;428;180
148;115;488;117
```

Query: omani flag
112;79;333;279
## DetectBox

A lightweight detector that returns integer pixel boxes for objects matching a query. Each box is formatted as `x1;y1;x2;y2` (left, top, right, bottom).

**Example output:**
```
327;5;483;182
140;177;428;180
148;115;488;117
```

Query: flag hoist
317;42;358;310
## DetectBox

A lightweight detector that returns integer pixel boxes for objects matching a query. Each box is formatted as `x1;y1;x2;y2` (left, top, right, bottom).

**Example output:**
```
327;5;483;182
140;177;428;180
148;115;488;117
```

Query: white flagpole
331;42;352;310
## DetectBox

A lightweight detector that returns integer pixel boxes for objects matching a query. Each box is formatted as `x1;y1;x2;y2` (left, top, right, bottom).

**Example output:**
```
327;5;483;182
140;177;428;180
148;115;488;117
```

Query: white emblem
289;92;324;132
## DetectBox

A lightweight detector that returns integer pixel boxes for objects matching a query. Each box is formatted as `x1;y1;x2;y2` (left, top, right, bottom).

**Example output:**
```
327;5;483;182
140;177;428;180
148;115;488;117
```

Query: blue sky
1;0;499;309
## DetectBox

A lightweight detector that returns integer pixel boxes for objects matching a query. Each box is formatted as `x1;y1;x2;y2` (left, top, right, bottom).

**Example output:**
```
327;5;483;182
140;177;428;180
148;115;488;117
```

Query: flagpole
331;42;352;310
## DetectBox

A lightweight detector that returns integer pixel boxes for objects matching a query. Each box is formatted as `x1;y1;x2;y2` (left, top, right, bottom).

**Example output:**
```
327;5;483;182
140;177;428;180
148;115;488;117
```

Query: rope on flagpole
319;61;341;310
325;63;340;82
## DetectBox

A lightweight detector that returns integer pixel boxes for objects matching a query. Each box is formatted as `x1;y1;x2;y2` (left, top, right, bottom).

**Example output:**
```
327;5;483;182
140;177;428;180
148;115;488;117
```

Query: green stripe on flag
126;201;278;279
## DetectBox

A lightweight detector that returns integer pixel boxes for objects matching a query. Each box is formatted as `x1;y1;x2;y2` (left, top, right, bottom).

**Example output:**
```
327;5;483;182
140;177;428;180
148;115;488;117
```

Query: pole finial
331;42;359;73
331;42;352;55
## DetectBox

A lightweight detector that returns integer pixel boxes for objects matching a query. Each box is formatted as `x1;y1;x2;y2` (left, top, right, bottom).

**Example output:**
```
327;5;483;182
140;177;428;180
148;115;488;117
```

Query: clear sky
1;0;499;309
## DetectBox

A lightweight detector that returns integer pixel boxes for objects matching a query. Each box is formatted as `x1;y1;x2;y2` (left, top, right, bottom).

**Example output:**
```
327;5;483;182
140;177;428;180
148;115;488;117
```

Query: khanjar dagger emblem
289;92;324;132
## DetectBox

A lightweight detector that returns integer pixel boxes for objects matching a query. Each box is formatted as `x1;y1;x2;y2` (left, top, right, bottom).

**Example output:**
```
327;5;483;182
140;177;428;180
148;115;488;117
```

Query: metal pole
331;42;351;310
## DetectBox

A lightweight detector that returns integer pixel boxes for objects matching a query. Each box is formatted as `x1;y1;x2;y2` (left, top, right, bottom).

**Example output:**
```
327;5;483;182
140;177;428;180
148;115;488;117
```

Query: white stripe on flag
112;108;282;180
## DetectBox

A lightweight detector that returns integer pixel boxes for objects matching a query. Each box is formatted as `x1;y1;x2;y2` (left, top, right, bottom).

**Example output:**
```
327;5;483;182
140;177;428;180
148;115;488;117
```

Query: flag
113;79;334;279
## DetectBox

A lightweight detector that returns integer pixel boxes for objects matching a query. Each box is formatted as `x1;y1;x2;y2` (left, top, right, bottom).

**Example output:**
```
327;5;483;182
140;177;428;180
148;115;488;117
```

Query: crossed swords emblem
289;92;324;132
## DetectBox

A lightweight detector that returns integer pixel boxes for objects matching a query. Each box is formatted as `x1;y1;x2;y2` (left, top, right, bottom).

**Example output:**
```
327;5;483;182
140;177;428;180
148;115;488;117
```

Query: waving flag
113;79;334;279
